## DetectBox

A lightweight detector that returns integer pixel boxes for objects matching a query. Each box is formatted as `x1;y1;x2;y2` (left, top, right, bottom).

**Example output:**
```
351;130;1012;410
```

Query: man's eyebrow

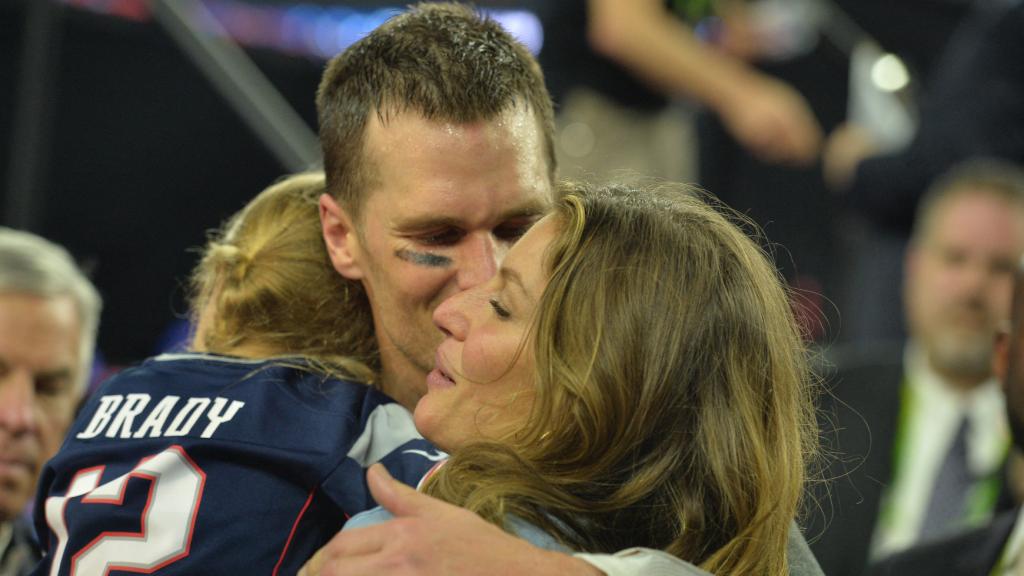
504;200;549;221
36;367;74;388
393;202;549;232
392;215;464;233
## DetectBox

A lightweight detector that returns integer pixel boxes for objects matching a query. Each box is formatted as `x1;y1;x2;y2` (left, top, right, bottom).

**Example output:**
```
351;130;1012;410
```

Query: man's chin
930;335;994;380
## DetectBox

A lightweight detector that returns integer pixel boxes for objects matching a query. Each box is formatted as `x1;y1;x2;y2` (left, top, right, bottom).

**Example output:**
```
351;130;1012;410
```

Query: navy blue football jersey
31;353;442;576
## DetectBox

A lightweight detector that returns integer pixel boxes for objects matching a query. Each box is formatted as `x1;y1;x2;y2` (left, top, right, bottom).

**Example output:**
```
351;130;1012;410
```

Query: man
809;160;1024;576
0;228;100;576
316;1;555;412
867;229;1024;576
308;4;823;575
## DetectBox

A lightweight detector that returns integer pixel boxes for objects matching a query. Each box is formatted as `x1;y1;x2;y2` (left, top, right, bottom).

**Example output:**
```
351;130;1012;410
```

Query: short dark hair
316;2;556;218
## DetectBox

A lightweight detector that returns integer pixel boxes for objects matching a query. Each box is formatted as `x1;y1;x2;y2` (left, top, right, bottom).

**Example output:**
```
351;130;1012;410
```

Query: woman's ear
320;193;365;280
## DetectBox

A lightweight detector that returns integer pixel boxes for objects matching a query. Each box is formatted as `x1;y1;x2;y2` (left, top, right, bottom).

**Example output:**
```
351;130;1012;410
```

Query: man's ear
320;193;365;280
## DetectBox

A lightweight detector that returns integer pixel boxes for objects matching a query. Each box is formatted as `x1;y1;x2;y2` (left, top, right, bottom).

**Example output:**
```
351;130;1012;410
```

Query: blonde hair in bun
191;172;377;383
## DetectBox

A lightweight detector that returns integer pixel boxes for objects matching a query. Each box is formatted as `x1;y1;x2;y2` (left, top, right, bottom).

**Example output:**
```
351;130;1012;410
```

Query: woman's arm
300;465;715;576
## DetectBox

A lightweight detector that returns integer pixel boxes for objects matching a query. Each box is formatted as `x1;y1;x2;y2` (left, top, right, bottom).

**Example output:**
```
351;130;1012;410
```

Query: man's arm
587;0;821;166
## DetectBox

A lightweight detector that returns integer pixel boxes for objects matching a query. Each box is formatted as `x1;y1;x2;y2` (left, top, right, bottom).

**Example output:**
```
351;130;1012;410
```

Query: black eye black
494;221;535;241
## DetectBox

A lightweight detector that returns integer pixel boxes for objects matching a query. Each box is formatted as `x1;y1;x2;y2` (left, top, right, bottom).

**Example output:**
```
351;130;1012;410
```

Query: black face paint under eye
395;249;452;268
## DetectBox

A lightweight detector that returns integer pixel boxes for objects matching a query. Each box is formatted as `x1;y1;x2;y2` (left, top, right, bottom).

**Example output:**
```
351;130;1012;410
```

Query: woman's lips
427;350;457;390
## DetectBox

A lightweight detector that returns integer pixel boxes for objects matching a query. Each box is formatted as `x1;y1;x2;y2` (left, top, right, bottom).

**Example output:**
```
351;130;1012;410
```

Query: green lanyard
876;378;1009;534
990;518;1020;576
991;546;1008;576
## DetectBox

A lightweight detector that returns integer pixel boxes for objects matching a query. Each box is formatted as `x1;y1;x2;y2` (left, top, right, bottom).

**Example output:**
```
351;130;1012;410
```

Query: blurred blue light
59;1;544;60
486;10;544;55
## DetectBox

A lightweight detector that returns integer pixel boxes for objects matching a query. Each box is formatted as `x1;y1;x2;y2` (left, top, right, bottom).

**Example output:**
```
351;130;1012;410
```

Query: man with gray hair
0;228;100;576
811;159;1024;576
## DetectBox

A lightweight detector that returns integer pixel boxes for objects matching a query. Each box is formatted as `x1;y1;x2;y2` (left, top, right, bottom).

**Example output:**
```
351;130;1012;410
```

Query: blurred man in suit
810;159;1024;576
868;225;1024;576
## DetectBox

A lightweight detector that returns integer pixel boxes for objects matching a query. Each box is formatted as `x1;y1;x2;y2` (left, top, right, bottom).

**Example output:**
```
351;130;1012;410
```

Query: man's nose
456;234;500;290
0;372;37;433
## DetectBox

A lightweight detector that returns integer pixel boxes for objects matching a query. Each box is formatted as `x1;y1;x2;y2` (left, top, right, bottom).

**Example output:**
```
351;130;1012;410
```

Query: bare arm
587;0;822;165
299;465;603;576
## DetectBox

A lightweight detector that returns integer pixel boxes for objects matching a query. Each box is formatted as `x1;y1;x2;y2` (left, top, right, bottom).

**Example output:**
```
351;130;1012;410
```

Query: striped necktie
920;416;973;541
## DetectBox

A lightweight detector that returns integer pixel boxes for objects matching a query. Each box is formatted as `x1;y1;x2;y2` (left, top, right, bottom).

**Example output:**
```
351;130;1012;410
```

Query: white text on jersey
76;394;246;440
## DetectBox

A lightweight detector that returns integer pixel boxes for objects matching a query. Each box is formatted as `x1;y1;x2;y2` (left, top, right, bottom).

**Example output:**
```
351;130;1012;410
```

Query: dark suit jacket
0;516;41;576
807;344;1016;576
867;508;1018;576
806;344;905;576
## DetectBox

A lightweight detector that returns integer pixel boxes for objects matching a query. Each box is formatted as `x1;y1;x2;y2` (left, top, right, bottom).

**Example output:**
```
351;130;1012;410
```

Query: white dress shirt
872;343;1009;558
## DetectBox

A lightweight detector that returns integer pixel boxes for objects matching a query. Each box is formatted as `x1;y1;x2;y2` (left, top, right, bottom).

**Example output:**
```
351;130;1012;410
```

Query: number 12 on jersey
44;445;206;575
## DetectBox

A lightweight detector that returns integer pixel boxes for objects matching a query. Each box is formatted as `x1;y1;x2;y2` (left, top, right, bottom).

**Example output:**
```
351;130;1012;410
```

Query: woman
31;173;436;576
348;180;818;575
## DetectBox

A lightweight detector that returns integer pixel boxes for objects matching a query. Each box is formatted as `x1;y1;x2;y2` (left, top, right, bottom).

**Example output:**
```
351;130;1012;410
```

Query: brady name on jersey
31;353;438;576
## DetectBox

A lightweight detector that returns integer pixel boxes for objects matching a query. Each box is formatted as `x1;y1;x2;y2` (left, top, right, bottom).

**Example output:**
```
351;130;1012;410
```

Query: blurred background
0;0;979;368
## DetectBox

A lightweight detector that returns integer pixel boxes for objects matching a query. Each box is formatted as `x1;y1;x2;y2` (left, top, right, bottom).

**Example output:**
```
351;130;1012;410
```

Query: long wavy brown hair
424;181;818;575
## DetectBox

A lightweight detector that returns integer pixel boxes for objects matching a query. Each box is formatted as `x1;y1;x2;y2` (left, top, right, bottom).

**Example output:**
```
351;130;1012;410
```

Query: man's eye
941;249;968;266
494;222;535;241
36;376;70;397
489;298;511;319
992;259;1016;276
417;229;463;246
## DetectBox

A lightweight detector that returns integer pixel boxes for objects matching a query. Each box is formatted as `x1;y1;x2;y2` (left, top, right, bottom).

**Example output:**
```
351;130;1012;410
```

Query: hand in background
823;122;879;192
717;75;824;167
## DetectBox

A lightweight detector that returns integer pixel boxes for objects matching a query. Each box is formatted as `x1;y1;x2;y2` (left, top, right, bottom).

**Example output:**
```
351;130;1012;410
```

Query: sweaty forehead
361;108;553;229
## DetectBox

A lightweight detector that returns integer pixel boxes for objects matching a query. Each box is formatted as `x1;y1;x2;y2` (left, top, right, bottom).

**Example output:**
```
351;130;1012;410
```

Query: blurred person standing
540;0;822;184
0;228;100;576
547;0;831;338
825;0;1024;342
825;0;1024;232
810;160;1024;576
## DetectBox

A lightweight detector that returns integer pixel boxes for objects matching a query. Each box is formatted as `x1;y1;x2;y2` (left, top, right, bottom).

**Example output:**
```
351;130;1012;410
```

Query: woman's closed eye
489;298;511;319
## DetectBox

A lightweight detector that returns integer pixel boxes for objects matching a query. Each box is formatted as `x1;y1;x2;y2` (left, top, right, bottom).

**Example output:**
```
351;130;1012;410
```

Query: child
31;173;438;575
